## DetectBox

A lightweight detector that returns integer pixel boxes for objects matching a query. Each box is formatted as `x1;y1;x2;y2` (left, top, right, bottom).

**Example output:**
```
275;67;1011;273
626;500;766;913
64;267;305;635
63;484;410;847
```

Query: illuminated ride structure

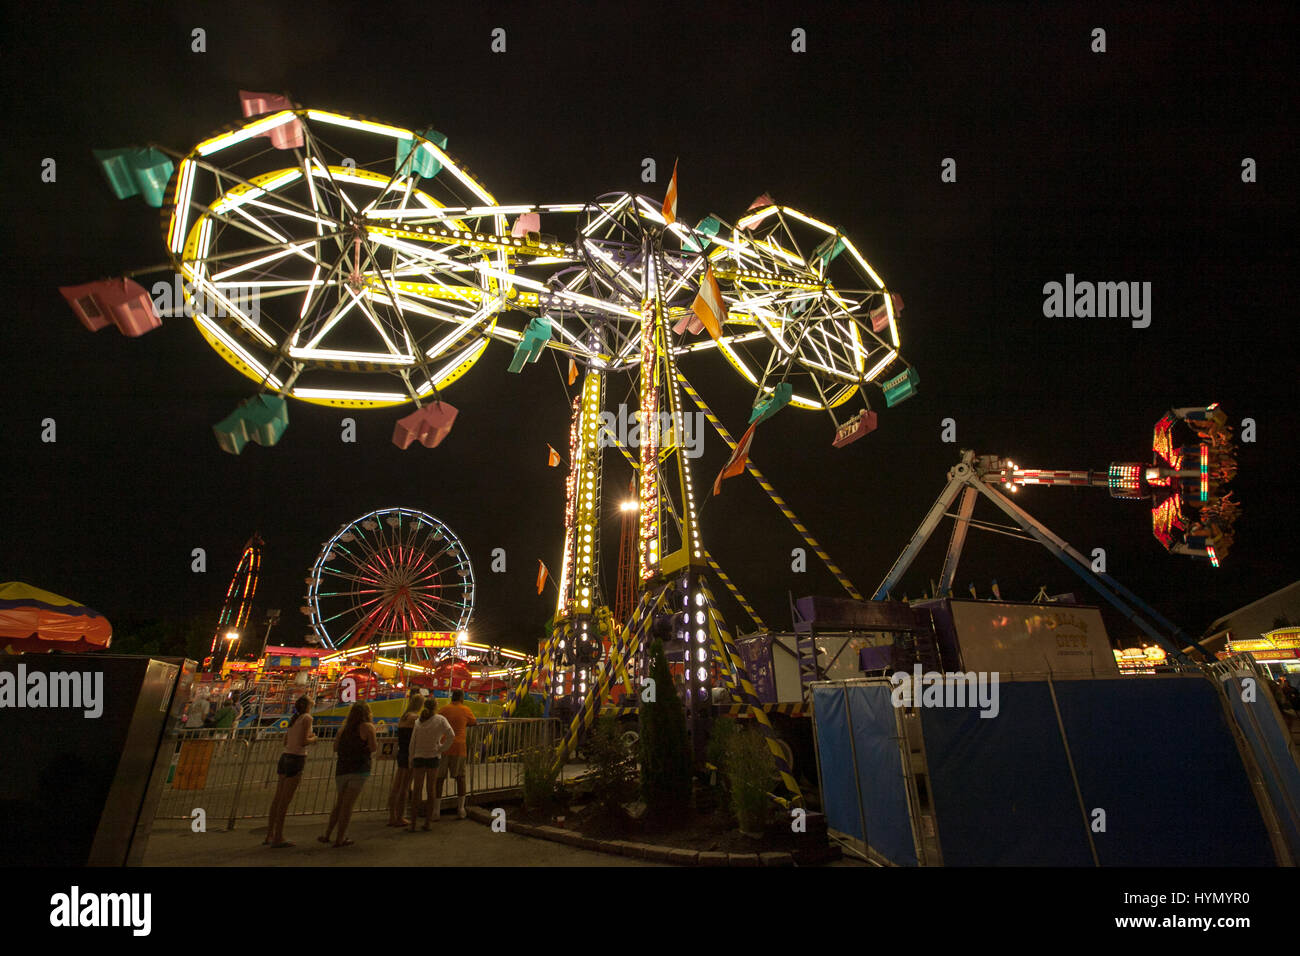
68;97;922;806
302;506;534;694
205;533;263;672
875;406;1241;665
305;507;473;654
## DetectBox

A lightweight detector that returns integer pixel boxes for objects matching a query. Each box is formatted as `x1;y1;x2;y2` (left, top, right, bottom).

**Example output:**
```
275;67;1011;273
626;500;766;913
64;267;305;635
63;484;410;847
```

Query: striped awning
0;582;112;652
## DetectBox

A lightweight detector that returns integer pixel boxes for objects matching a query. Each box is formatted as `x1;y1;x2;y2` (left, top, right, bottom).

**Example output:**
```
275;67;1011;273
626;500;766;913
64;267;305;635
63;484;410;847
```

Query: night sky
3;1;1296;656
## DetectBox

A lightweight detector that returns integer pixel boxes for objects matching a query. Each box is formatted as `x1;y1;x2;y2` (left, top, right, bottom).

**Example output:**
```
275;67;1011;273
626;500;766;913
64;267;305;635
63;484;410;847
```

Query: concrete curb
465;808;835;866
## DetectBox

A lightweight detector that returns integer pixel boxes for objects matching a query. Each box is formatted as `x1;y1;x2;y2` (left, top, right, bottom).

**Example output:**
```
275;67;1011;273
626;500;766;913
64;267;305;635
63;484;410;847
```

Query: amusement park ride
875;405;1241;665
205;533;262;672
63;94;1239;805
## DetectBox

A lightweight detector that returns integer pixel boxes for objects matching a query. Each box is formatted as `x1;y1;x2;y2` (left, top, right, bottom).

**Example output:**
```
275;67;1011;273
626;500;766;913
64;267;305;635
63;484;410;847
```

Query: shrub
586;714;637;822
705;716;739;802
638;639;693;822
725;726;773;836
512;693;543;720
521;742;560;816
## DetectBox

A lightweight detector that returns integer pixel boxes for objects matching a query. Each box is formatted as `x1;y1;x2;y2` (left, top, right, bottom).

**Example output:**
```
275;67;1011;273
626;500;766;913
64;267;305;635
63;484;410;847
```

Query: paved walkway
142;811;662;867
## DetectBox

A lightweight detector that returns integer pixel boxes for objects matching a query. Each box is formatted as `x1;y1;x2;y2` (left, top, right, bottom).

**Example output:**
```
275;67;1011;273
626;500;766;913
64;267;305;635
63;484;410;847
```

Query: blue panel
846;684;916;865
1054;676;1275;866
812;686;861;843
1220;679;1300;859
921;681;1094;865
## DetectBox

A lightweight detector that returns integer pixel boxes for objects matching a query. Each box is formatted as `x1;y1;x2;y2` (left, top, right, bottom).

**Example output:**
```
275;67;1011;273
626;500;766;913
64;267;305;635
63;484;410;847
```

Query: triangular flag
713;422;757;495
992;579;1002;600
691;265;725;341
547;445;561;467
662;160;678;225
537;561;549;595
968;583;977;599
568;357;578;385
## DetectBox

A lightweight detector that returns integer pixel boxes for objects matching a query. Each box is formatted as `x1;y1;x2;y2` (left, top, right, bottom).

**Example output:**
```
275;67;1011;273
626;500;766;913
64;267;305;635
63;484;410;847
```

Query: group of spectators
262;687;477;849
184;691;243;731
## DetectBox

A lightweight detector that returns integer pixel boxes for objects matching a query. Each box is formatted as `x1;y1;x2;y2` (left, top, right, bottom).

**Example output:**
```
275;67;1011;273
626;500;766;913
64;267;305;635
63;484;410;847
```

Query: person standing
387;695;425;826
407;700;454;831
434;689;477;820
319;703;377;848
185;690;211;730
213;694;243;732
265;696;317;848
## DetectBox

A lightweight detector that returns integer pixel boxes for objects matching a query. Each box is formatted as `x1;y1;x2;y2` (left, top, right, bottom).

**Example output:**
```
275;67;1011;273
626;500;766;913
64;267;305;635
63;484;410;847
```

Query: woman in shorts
319;702;377;847
407;700;454;831
265;696;316;848
387;694;425;826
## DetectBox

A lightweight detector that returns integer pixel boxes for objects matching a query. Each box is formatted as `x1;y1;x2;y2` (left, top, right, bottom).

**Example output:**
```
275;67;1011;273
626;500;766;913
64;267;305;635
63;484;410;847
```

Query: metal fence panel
153;718;558;826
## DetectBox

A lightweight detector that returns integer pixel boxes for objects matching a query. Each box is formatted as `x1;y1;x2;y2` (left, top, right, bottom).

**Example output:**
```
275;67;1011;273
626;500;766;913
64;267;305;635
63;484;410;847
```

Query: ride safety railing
153;718;559;829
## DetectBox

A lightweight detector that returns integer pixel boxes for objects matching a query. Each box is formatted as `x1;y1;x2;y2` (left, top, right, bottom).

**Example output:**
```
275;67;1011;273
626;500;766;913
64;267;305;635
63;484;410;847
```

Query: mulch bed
509;794;837;863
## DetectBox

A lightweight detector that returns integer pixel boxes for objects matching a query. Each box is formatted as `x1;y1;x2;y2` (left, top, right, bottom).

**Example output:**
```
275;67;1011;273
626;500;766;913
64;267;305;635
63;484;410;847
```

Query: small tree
512;693;543;720
638;639;693;823
706;715;738;774
726;726;773;836
587;714;637;824
521;743;560;817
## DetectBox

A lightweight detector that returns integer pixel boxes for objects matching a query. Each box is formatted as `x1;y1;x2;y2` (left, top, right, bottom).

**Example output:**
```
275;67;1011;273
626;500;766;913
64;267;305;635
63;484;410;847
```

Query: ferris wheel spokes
307;507;475;651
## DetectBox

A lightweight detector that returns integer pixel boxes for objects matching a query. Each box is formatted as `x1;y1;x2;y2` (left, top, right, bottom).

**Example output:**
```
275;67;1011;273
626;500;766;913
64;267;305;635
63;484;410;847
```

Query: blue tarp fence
813;673;1288;866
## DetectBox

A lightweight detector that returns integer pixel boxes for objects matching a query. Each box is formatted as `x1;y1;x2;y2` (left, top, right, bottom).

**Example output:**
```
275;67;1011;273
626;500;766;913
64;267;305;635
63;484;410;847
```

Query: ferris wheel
536;190;914;431
161;106;520;410
72;98;915;450
304;507;474;652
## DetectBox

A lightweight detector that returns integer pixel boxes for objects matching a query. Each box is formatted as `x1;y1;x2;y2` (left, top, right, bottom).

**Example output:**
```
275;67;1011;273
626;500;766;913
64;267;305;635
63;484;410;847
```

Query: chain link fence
154;718;558;828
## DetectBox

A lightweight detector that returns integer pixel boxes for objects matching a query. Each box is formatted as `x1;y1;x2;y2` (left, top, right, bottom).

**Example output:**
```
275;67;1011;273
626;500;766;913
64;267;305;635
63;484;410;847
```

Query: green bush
587;714;637;821
521;742;560;816
725;726;772;836
638;639;693;822
697;716;738;814
512;693;543;720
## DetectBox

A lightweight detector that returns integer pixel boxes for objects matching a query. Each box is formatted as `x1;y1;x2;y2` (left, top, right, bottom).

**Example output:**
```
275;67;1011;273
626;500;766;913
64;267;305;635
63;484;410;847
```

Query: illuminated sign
408;631;459;648
1224;628;1300;662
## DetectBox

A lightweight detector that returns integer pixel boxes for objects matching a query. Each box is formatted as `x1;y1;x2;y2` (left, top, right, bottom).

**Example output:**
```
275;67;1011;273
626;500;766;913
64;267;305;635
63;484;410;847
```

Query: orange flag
567;357;578;385
691;265;725;341
536;560;549;595
547;445;561;467
661;160;678;225
713;422;757;495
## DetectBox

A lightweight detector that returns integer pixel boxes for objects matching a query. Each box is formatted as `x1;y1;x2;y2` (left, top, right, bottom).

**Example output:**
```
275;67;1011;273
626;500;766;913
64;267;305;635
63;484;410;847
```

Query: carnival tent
0;582;112;653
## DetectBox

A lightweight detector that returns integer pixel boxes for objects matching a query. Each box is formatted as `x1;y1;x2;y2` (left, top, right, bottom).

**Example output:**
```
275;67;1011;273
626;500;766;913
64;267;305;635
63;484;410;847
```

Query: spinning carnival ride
876;405;1241;664
68;95;921;806
66;96;1243;802
205;533;262;671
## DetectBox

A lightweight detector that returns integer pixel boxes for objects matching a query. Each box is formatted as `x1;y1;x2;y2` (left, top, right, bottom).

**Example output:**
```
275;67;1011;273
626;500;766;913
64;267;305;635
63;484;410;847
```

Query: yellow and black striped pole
550;588;656;775
678;372;865;602
702;579;803;807
608;431;768;632
481;637;556;756
704;549;767;632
